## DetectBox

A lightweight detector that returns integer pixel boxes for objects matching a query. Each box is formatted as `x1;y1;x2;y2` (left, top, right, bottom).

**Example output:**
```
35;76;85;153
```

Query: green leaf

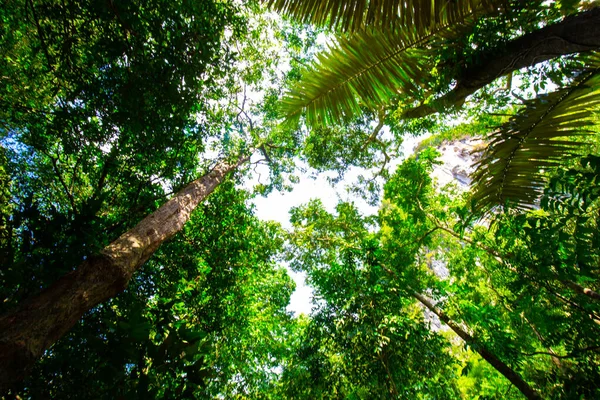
471;57;600;212
281;19;476;126
266;0;495;33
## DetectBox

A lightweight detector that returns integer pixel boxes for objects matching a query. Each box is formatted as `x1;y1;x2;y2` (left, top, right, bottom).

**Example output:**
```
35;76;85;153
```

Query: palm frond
281;22;468;127
266;0;494;33
471;59;600;212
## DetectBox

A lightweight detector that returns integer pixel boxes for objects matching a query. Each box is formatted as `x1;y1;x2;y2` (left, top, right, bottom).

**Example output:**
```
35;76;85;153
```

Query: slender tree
0;154;251;391
411;292;540;400
0;0;295;391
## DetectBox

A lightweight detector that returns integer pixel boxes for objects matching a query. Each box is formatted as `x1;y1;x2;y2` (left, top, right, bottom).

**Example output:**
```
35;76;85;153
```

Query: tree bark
412;292;541;400
561;279;600;301
0;154;249;393
402;7;600;119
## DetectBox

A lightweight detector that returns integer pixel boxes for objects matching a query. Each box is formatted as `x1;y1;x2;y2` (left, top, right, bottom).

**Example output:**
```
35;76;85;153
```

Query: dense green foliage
1;0;298;396
21;182;294;398
287;151;599;398
1;0;599;398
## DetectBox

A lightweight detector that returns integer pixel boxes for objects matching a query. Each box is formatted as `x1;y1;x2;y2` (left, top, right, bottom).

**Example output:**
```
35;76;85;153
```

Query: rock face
430;138;483;190
424;257;452;331
418;136;484;331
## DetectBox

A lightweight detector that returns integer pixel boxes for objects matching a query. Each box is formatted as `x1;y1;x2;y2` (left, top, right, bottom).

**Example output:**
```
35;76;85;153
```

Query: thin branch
258;145;272;165
251;158;269;165
432;218;600;303
291;55;310;67
431;221;505;261
543;283;600;324
69;153;84;194
92;149;118;201
521;314;564;370
366;145;391;183
362;108;387;150
522;346;600;359
25;0;55;72
49;155;78;214
252;162;265;184
490;72;513;95
377;350;399;397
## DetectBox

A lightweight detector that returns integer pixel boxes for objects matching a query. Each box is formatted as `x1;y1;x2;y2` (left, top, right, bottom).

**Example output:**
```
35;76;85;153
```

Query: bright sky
238;12;438;316
252;165;374;316
250;134;425;316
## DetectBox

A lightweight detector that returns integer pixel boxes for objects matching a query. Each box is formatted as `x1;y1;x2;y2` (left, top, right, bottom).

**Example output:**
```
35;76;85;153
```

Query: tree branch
362;108;386;149
401;7;600;119
561;279;600;301
522;346;600;359
49;156;78;214
25;0;55;72
258;144;272;164
543;283;600;324
411;291;541;399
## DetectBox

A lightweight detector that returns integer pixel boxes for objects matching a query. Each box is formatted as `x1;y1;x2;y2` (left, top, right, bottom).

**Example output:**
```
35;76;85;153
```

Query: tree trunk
412;292;541;400
402;7;600;119
561;279;600;301
0;154;249;393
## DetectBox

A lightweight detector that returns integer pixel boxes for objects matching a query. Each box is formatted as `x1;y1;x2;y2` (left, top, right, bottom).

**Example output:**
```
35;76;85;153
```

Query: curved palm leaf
266;0;493;33
281;21;470;127
471;58;600;212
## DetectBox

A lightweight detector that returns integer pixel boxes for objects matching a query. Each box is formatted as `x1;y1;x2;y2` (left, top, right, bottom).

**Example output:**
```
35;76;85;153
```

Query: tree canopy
1;0;599;398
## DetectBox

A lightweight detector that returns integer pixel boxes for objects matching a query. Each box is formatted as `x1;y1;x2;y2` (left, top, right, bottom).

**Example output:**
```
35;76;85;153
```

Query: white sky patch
250;133;426;316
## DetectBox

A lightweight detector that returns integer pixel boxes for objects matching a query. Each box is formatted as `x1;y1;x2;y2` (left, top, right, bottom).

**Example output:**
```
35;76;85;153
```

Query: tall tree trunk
0;154;249;393
412;292;541;400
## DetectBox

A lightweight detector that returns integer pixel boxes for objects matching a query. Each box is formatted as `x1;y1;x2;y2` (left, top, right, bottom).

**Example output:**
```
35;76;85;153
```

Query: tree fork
0;154;249;393
412;292;541;400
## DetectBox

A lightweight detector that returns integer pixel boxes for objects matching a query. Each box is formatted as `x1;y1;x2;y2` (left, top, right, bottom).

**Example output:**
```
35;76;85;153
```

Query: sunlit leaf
281;21;474;126
266;0;495;32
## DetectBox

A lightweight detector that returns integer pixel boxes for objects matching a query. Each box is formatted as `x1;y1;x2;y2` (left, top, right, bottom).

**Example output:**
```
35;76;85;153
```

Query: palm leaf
266;0;493;33
281;21;469;127
471;58;600;212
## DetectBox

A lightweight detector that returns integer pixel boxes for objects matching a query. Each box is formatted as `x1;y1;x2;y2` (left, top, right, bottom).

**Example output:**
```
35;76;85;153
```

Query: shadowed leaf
472;55;600;212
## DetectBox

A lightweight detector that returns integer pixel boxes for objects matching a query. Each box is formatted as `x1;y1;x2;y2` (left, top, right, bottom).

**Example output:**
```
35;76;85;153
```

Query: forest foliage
1;0;599;398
